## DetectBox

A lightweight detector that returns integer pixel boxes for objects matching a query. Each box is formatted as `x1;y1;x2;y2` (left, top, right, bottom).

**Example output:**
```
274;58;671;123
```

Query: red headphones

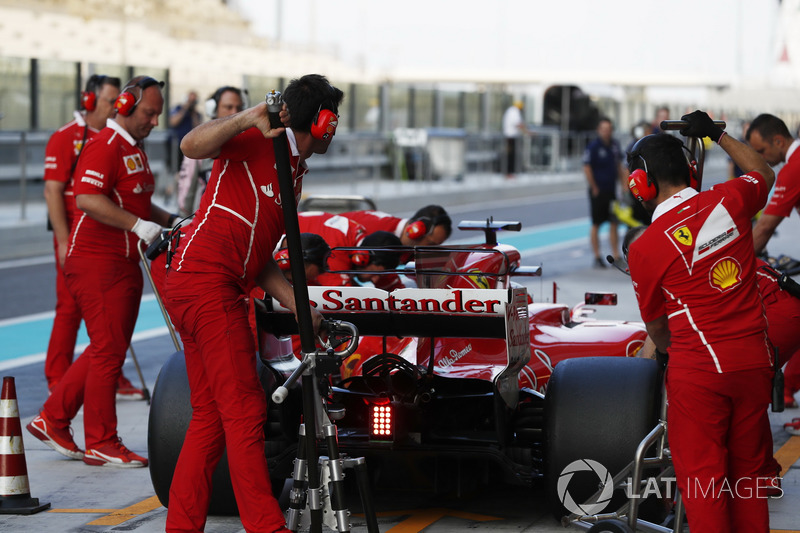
350;250;370;267
404;217;435;240
628;137;699;202
81;74;109;112
274;248;291;270
310;106;338;140
114;77;164;117
82;91;97;112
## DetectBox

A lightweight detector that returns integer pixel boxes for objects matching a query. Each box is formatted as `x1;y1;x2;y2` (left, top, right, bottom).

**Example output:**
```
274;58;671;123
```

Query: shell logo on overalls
709;257;741;292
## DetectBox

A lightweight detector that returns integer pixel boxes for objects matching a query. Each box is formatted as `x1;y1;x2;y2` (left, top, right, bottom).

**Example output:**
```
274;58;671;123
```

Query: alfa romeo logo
557;459;614;515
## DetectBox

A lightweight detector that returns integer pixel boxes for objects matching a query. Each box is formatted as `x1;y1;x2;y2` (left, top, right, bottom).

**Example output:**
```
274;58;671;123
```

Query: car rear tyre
544;356;661;522
148;351;296;515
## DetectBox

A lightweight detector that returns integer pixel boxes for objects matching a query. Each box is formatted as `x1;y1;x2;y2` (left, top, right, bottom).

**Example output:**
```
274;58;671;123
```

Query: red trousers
667;366;772;533
763;288;800;396
44;256;142;448
164;271;285;533
45;239;82;389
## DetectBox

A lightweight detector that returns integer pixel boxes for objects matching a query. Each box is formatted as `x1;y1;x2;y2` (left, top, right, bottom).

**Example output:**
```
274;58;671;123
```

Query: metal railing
0;127;602;217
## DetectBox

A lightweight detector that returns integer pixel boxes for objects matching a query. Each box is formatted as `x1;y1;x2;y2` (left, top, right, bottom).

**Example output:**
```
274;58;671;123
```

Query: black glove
680;110;724;142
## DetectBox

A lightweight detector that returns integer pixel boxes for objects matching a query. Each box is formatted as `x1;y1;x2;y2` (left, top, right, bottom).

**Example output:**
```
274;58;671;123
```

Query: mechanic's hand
131;218;162;245
57;242;68;268
680;110;724;142
251;102;286;139
310;305;325;336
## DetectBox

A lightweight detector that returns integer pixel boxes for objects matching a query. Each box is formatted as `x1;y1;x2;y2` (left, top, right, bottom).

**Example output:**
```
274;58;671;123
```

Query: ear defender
274;248;290;270
404;218;432;240
114;77;163;117
81;91;97;112
114;89;138;116
628;167;657;202
350;250;370;267
311;108;338;140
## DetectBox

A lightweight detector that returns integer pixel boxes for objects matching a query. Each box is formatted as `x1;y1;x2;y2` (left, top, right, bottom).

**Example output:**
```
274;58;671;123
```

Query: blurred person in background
175;86;246;217
583;117;626;267
502;100;530;178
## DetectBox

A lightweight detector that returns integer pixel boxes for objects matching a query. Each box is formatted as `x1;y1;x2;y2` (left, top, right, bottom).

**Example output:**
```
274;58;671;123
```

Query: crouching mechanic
626;111;775;532
297;210;366;286
350;230;405;291
343;204;452;248
274;232;331;285
28;76;176;467
163;74;340;533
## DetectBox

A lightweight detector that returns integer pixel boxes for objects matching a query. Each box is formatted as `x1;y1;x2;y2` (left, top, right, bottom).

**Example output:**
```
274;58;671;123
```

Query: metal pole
19;131;27;221
127;344;151;404
266;91;323;533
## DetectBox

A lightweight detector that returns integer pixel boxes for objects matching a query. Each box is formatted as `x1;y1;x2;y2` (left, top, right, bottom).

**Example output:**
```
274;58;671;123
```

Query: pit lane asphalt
3;161;800;532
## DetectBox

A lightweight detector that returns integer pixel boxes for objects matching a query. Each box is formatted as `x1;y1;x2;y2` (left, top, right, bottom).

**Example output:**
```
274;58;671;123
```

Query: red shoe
784;419;800;436
26;412;84;460
83;438;148;468
116;374;145;401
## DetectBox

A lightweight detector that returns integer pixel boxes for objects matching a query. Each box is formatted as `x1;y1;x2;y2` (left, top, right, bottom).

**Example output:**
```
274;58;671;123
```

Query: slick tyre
544;356;661;522
148;352;298;515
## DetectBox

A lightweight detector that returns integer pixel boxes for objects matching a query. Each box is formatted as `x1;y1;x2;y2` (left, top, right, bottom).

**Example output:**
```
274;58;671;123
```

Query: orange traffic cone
0;376;50;514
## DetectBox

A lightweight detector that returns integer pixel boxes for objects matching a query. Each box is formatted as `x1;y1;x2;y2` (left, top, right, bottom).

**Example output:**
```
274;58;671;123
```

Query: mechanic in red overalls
28;76;175;467
746;114;800;408
42;74;120;390
627;111;775;532
163;74;340;533
343;204;452;247
297;211;366;286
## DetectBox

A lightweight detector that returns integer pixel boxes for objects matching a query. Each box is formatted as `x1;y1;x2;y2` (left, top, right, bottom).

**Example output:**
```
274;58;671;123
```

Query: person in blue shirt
582;117;626;268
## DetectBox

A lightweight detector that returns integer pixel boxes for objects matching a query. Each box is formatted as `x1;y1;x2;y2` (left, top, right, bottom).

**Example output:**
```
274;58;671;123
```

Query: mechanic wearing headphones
28;76;175;468
297;210;367;286
163;74;339;533
42;74;143;400
274;232;331;285
349;230;405;291
343;204;453;248
175;85;246;217
42;74;121;390
626;111;775;532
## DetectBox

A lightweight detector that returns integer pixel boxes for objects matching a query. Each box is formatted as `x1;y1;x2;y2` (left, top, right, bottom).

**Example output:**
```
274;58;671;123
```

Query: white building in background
0;0;798;129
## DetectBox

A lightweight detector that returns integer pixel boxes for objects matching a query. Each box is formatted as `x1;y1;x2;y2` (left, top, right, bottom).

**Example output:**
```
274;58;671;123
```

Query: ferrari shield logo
673;226;692;246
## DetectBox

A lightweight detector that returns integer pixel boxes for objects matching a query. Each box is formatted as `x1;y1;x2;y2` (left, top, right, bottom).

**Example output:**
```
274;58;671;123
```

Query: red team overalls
43;120;153;450
164;127;305;533
42;113;100;388
298;211;366;286
629;173;773;532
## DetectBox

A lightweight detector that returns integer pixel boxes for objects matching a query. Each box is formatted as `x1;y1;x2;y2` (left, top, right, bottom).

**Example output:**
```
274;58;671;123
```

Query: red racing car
148;219;652;516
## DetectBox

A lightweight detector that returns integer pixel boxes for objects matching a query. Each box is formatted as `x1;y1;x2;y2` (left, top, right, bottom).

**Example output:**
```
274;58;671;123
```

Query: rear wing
258;286;525;339
257;285;531;406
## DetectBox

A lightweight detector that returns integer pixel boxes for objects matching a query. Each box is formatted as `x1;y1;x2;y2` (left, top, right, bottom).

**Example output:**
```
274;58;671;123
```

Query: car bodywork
254;220;647;488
